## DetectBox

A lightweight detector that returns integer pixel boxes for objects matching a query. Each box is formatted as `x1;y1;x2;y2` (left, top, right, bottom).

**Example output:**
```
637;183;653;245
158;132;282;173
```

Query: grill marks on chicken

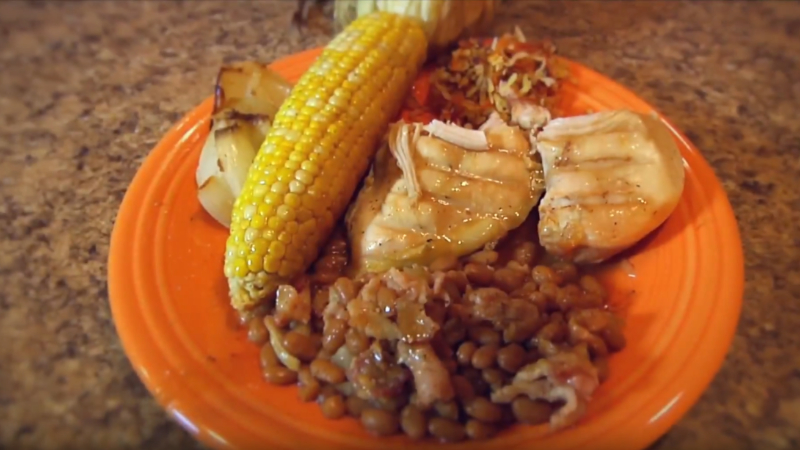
346;119;544;274
535;110;686;264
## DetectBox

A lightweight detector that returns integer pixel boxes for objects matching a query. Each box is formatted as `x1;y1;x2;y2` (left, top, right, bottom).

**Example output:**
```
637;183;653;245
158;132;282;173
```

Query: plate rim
108;47;744;450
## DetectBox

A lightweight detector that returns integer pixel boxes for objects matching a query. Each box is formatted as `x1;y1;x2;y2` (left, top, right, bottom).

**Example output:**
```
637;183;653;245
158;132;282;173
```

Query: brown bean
539;281;560;301
238;303;271;326
451;375;476;402
464;263;494;286
471;344;499;369
482;368;506;390
457;341;478;366
525;349;541;364
465;397;503;423
594;356;611;382
346;396;370;417
556;284;584;312
552;261;578;283
428;417;466;442
463;368;490;396
331;277;357;303
443;318;467;346
361;409;400;436
579;292;605;309
497;344;527;373
512;397;553;424
469;250;499;265
601;326;627;352
430;254;459;272
580;275;607;299
316;384;339;402
468;326;501;346
247;317;269;344
465;420;498;440
313;268;339;285
512;241;538;266
298;379;321;402
322;318;347;352
583;334;610;357
310;359;346;384
400;405;427;440
531;265;560;286
464;397;503;423
372;396;408;413
530;290;552;312
573;342;591;361
262;367;297;385
493;267;527;293
537;319;566;343
446;270;469;292
259;342;280;368
283;331;320;361
503;318;541;344
433;400;460;420
312;288;329;316
345;328;370;354
321;395;347;419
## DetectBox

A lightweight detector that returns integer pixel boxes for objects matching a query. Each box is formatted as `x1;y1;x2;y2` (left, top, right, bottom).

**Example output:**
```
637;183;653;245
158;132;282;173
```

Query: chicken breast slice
535;110;686;263
346;119;544;274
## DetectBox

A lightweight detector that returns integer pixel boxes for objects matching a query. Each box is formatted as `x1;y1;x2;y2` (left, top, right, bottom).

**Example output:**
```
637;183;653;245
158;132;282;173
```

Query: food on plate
405;32;566;128
223;12;428;311
346;117;545;274
193;21;686;442
332;0;500;54
196;62;293;226
242;222;627;439
536;110;686;263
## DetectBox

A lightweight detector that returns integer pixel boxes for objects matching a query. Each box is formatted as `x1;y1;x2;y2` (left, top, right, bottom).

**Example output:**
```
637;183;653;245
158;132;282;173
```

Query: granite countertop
1;1;799;449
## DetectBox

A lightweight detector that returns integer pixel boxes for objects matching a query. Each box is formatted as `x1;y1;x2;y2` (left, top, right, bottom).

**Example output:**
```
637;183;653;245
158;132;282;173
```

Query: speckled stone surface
1;1;799;449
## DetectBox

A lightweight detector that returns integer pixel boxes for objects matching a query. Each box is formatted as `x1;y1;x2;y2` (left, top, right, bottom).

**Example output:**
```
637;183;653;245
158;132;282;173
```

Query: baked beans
400;405;428;439
321;395;347;419
511;397;553;424
428;417;466;442
471;344;499;369
262;367;298;385
244;224;626;442
361;409;400;436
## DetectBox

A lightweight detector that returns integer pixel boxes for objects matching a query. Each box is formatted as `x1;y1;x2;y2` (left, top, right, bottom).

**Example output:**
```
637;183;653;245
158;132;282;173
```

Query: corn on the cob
224;11;428;311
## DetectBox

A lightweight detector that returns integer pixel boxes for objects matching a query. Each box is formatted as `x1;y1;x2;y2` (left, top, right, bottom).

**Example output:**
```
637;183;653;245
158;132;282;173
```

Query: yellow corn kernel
224;11;427;310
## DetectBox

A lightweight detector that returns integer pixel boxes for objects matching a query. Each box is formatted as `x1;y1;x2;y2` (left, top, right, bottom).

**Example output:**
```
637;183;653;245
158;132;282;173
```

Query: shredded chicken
458;287;542;341
390;123;423;200
491;352;599;429
508;97;551;130
397;342;455;407
346;268;439;343
423;120;489;150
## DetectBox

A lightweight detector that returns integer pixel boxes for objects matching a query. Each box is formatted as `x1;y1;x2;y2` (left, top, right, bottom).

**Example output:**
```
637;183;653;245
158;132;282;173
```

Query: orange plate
108;48;744;450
